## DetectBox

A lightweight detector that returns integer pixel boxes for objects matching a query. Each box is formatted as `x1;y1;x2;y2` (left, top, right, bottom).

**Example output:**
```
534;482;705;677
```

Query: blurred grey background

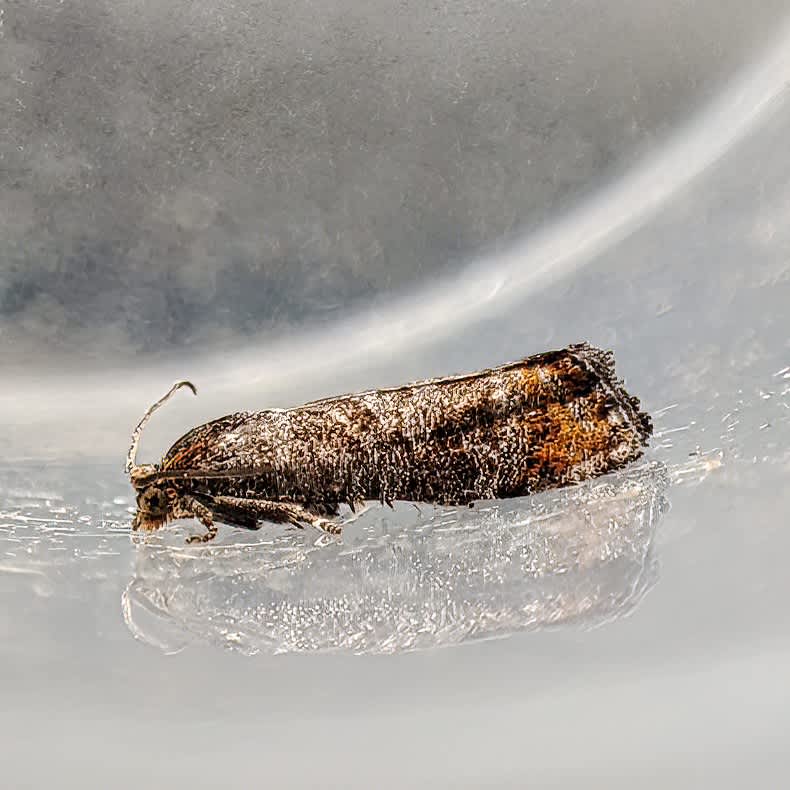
2;0;789;364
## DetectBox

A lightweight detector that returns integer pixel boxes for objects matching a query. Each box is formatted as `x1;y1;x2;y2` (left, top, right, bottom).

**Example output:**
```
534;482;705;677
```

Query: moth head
127;381;197;534
132;485;171;532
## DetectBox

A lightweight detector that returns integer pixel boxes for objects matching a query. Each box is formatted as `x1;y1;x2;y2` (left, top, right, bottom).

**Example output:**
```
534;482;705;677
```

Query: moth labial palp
126;343;653;544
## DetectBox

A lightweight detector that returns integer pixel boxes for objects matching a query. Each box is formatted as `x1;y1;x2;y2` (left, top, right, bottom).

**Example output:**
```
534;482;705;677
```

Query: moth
127;343;652;543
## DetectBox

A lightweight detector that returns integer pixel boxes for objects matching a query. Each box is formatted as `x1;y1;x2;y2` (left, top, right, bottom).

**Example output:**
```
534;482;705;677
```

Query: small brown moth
127;343;652;543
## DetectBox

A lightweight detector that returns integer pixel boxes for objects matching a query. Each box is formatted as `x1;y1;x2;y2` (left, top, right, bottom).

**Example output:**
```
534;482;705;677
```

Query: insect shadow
122;462;669;656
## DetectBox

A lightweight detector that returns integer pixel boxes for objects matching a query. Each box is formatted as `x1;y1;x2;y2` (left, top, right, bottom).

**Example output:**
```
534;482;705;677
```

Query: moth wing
158;411;276;478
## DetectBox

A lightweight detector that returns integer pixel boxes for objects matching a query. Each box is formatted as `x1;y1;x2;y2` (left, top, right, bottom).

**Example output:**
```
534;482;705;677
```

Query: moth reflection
122;463;669;655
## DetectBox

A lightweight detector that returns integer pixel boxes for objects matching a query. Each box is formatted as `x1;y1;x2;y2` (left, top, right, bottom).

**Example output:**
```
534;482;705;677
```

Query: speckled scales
156;343;652;513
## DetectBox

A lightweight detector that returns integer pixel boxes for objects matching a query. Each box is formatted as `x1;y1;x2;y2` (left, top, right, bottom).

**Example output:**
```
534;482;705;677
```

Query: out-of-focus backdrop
2;0;788;362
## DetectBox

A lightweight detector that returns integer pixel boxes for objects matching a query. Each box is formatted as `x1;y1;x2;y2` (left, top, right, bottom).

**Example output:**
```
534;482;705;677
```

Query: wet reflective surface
1;422;787;786
2;461;673;658
123;463;667;656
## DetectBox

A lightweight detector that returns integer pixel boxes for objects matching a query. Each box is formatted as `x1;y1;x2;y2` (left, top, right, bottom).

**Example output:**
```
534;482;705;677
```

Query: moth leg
212;496;343;536
309;514;343;536
175;495;218;544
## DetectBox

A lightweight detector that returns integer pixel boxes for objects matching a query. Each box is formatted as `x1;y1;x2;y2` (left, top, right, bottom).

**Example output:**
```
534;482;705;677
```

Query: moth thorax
130;463;158;488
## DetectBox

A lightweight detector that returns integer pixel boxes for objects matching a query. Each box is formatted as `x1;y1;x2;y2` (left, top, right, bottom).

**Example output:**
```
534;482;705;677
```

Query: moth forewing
127;343;652;543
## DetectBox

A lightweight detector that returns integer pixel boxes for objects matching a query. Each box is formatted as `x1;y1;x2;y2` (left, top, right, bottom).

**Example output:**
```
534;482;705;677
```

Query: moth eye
140;486;167;514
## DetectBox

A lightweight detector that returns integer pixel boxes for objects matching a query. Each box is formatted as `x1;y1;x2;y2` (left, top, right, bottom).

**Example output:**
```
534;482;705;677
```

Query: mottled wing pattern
155;343;652;509
161;411;265;474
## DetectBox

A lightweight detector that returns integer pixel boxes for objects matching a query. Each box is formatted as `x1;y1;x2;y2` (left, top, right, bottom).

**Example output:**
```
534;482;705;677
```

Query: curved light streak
4;17;790;455
220;15;790;387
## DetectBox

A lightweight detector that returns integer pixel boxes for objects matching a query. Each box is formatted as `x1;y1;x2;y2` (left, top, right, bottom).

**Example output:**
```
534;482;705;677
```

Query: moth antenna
125;380;198;474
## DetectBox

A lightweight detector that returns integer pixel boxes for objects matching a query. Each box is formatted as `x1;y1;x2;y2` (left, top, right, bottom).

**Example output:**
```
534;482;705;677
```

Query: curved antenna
125;381;197;474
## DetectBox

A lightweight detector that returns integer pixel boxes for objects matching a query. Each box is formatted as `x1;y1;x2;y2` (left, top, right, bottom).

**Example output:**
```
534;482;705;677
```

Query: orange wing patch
162;440;211;470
